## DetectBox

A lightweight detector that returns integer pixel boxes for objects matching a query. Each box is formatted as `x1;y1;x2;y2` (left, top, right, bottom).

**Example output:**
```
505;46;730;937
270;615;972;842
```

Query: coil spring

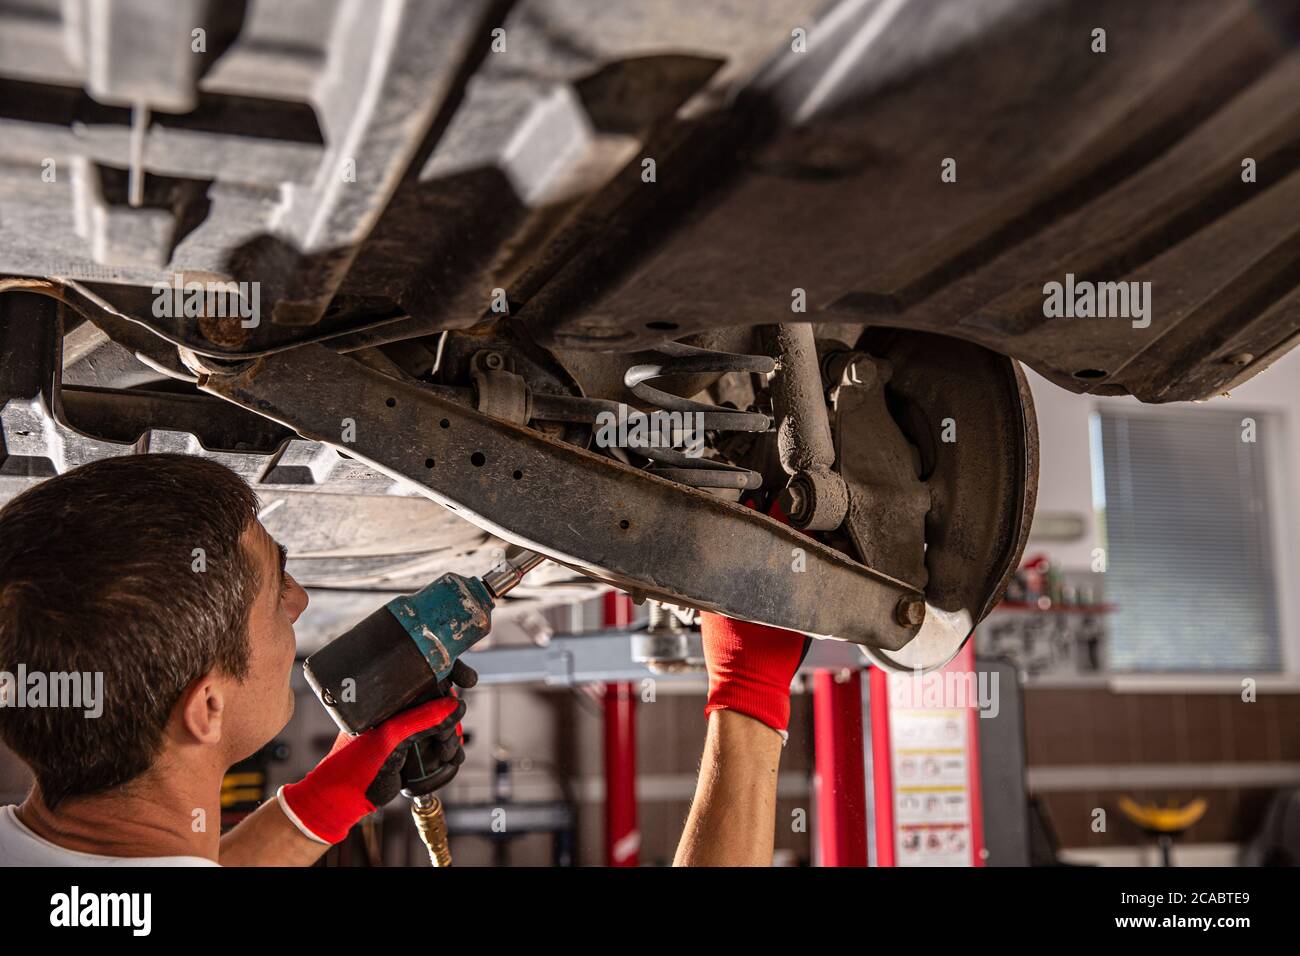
622;341;775;490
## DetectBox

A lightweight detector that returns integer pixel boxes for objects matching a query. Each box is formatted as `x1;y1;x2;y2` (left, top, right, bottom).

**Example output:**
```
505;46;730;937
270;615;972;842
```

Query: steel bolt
894;596;926;629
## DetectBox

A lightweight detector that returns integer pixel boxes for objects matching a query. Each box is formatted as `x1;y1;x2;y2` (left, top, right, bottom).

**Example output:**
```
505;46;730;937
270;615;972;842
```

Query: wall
1023;684;1300;860
1019;351;1300;860
1025;349;1300;669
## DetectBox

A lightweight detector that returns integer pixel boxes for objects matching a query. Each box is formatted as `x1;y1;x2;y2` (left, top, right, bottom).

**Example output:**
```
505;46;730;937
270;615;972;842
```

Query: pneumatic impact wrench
303;549;545;866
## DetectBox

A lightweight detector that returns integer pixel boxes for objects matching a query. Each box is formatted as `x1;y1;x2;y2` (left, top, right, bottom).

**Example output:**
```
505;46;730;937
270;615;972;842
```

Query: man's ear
176;670;225;746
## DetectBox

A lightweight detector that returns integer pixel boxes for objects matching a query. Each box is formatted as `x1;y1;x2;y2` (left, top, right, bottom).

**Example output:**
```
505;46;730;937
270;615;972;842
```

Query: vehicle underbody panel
1;0;1295;667
0;0;1294;396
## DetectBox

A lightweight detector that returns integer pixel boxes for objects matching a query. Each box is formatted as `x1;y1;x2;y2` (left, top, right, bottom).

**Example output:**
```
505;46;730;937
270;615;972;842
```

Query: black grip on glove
392;658;478;799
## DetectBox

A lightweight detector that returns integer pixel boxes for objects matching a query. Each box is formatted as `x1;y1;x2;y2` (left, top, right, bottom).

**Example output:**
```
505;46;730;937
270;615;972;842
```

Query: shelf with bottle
993;600;1116;615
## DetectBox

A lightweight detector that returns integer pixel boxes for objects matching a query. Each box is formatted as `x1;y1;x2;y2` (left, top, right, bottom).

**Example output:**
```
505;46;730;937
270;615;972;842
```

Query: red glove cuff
280;697;460;844
701;613;806;734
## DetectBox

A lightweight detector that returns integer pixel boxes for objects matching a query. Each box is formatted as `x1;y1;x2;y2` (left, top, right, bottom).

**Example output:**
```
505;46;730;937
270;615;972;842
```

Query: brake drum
842;328;1038;672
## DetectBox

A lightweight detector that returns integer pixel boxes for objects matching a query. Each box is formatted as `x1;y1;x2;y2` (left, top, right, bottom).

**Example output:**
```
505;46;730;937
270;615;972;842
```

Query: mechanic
0;454;803;866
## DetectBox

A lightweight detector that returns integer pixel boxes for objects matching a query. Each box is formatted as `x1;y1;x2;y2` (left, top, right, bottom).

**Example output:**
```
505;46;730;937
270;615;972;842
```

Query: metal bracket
200;343;932;650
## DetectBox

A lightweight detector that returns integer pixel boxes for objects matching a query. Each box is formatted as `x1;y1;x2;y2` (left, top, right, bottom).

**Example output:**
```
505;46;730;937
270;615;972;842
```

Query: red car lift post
868;666;897;867
602;591;639;866
813;668;869;866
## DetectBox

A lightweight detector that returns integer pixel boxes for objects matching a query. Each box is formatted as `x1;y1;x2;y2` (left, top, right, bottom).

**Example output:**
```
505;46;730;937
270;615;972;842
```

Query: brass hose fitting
410;794;452;867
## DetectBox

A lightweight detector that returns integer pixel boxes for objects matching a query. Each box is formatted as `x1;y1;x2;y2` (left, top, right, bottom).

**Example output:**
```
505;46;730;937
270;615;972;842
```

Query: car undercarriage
2;0;1297;671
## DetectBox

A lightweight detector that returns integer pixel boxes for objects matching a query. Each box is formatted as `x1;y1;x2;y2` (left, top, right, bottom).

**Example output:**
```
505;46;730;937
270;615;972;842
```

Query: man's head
0;454;307;809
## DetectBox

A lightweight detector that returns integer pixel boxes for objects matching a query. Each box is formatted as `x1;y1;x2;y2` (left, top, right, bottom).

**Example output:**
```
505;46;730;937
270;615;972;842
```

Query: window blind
1092;407;1282;672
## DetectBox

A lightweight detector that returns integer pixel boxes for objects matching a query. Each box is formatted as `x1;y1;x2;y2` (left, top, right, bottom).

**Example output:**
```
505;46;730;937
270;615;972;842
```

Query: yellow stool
1119;797;1207;867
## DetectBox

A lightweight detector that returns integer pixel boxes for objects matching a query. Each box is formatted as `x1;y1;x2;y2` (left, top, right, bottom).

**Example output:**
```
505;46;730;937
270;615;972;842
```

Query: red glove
277;697;464;845
698;495;812;735
701;613;809;736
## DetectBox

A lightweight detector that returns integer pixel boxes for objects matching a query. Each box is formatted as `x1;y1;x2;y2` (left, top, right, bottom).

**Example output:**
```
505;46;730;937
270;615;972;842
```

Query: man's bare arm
674;709;783;866
219;798;331;866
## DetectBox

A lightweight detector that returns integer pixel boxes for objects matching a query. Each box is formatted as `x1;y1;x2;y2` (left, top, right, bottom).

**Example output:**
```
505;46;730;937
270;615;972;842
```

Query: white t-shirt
0;805;219;867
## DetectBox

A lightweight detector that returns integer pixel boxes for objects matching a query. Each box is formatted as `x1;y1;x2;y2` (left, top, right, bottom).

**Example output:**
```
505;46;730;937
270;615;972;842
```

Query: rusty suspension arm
198;343;927;651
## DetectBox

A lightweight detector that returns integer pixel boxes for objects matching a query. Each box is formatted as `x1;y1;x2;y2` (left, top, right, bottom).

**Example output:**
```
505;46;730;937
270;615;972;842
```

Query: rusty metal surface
0;290;583;598
767;323;847;530
832;352;930;591
198;342;930;650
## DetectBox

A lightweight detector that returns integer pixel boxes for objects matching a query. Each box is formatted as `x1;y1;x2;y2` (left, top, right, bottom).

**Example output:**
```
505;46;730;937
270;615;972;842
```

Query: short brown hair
0;454;261;808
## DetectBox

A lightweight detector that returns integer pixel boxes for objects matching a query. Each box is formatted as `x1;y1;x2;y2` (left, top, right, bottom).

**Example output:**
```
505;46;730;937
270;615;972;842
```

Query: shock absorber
621;341;775;490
